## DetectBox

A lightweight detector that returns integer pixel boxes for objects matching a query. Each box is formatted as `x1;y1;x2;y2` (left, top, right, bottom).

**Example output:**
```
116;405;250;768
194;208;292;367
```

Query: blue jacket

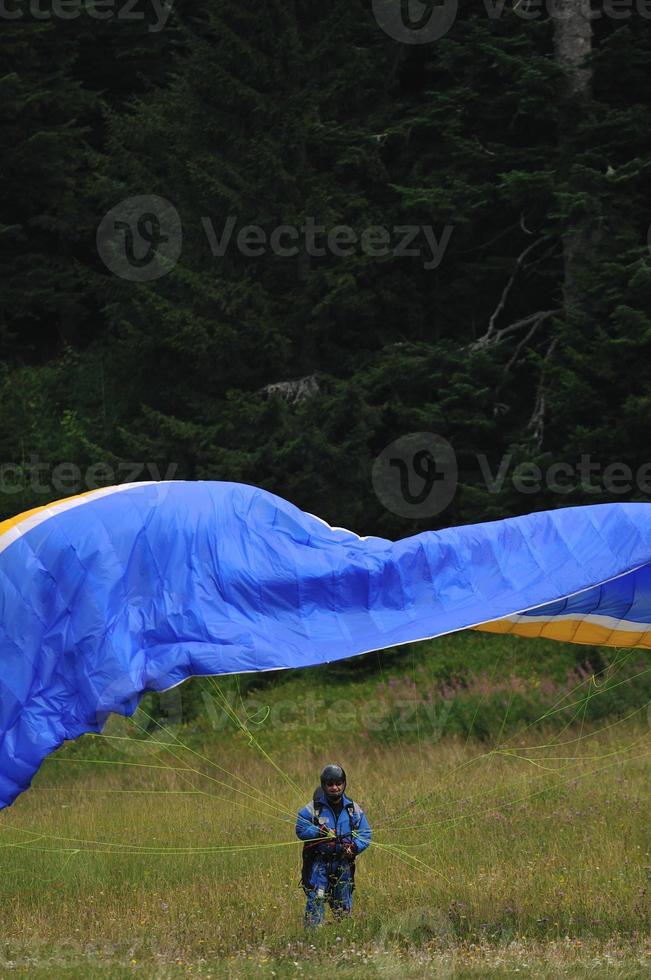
296;788;372;858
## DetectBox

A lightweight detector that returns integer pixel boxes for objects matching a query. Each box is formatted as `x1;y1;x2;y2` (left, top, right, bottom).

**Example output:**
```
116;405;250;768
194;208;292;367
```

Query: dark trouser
304;859;354;927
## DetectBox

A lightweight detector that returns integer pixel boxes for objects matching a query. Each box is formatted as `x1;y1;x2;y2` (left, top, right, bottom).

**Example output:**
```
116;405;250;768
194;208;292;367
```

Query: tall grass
0;632;647;975
0;707;647;977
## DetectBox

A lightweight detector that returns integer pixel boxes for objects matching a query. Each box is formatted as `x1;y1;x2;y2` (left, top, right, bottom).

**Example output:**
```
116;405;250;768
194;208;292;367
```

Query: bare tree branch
473;308;559;352
474;237;549;348
520;211;534;236
504;317;545;374
528;337;559;449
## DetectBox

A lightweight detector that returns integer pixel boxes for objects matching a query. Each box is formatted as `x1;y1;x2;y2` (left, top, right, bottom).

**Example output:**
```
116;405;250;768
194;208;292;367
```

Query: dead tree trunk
552;0;593;101
552;0;594;315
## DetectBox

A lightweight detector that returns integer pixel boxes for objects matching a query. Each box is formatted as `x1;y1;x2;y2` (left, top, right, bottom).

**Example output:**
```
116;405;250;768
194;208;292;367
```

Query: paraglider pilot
295;764;372;927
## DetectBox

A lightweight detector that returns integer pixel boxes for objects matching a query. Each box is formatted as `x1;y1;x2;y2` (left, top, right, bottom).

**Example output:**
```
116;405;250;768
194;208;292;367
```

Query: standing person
295;763;372;927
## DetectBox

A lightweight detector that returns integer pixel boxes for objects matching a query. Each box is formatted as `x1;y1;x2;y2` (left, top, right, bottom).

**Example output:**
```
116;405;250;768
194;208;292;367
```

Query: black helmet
320;763;346;796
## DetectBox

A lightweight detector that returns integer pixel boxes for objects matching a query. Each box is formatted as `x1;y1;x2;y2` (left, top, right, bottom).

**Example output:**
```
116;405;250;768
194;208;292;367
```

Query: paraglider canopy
1;479;651;808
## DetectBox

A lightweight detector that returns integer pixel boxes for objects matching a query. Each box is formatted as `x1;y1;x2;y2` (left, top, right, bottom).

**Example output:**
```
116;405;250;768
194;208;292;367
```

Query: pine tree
0;19;97;357
2;0;650;531
87;1;399;488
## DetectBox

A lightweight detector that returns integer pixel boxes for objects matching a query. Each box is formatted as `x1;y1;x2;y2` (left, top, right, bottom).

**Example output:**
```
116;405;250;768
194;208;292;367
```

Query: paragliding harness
300;790;358;895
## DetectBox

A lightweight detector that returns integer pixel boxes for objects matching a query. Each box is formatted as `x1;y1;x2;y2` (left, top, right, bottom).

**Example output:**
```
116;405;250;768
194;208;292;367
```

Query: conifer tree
0;19;96;356
1;0;650;531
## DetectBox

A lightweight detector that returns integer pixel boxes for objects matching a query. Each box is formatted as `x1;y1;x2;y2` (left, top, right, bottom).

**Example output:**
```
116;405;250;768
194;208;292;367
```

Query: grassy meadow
0;632;648;978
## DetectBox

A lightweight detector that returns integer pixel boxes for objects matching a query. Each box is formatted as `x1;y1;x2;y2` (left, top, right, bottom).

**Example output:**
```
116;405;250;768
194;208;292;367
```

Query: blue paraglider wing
0;480;650;807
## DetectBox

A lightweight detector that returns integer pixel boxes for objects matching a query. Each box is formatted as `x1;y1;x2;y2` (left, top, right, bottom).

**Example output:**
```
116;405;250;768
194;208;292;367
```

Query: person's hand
342;841;357;860
318;824;336;847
